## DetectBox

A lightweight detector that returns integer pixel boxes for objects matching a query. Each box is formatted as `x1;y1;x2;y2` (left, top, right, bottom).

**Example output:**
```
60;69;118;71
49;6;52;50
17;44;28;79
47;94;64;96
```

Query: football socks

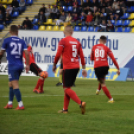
63;93;70;110
59;74;62;83
98;83;101;90
13;89;22;102
65;88;81;105
9;87;14;102
102;86;112;99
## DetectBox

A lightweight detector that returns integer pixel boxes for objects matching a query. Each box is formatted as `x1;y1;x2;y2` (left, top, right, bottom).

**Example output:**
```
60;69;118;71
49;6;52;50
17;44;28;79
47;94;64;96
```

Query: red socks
63;93;70;110
64;88;81;106
102;86;112;99
35;79;45;91
98;83;101;90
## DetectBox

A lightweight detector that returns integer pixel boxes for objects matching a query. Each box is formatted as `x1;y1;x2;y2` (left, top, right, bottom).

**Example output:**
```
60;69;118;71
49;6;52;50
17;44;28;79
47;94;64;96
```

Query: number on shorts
95;49;105;58
10;42;22;55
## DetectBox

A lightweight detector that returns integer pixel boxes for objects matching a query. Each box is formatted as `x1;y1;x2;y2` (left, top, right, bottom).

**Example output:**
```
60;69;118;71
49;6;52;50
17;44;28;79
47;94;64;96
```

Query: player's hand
117;69;120;75
53;64;56;73
82;69;87;78
25;65;30;73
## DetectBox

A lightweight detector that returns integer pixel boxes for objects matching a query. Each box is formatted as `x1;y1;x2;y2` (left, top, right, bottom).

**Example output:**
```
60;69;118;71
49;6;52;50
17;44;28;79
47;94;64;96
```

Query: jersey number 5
10;42;22;55
95;49;105;58
72;45;77;57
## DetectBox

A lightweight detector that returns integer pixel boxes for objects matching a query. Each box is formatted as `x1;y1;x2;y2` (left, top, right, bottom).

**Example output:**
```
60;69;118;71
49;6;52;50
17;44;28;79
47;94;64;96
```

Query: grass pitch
0;75;134;134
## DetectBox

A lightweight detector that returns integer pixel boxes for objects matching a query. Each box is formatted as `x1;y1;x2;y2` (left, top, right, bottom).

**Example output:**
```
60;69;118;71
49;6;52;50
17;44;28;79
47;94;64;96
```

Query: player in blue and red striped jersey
0;25;29;110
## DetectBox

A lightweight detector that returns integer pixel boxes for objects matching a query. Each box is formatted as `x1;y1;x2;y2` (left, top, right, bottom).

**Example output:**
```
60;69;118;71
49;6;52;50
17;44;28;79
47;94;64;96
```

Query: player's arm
53;43;64;72
78;44;87;77
108;49;120;75
24;50;30;73
0;50;5;64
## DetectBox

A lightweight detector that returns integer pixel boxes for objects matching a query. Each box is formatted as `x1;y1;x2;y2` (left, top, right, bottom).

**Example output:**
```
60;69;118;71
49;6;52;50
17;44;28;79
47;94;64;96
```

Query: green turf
0;75;134;134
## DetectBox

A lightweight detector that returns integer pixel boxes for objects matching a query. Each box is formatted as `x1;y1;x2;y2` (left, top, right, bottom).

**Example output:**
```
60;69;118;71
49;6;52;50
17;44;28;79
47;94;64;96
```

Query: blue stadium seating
33;25;39;30
68;6;73;12
63;6;68;12
111;20;115;25
32;18;38;24
116;27;123;32
12;11;19;18
88;26;94;32
127;6;134;12
123;20;130;26
115;20;123;26
120;13;130;19
27;0;33;5
83;0;86;2
81;26;87;31
0;24;4;31
74;26;80;31
124;27;131;32
94;26;99;32
103;13;107;17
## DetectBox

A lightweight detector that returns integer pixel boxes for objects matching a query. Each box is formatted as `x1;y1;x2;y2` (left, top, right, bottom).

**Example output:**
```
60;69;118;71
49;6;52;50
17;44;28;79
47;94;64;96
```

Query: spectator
77;12;86;26
22;17;33;29
45;5;51;20
51;5;58;20
38;11;46;25
12;0;19;12
64;12;72;26
57;6;63;19
71;13;79;27
100;13;107;22
82;0;91;14
56;0;65;7
0;4;6;17
64;0;72;7
94;11;101;25
39;4;46;14
99;0;106;11
72;4;80;15
98;20;107;32
112;0;119;10
19;0;26;13
6;5;13;15
90;0;99;13
106;4;114;20
0;10;4;24
18;24;23;29
85;11;93;25
114;5;123;20
73;0;79;7
119;1;126;13
56;11;66;25
107;20;114;32
5;12;12;25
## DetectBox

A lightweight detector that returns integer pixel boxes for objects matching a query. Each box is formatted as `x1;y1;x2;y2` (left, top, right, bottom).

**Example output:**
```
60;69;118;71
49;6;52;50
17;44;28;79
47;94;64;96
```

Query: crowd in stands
0;0;26;26
23;0;133;32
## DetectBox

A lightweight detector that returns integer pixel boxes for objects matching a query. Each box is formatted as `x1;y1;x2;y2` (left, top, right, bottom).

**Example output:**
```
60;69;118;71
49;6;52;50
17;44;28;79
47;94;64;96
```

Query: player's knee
39;76;44;80
11;80;19;89
59;69;63;75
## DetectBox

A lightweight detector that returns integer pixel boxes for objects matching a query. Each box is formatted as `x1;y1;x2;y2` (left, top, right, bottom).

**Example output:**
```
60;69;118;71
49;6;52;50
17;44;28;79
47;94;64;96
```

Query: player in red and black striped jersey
53;26;87;114
90;35;120;103
23;44;46;94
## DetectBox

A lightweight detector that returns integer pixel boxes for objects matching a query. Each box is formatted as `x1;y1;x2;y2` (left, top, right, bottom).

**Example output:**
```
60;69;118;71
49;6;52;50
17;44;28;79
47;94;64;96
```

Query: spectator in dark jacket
0;4;6;15
82;0;91;14
51;5;58;20
114;5;123;20
71;13;79;27
107;20;114;32
22;17;33;29
56;11;66;25
39;4;46;14
12;0;19;12
5;12;12;25
0;10;4;24
72;4;80;15
38;11;46;25
77;12;86;25
19;0;26;13
106;4;114;20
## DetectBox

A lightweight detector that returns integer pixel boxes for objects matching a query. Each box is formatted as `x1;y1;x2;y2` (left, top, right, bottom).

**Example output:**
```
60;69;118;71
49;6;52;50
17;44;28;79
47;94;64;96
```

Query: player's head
99;35;107;44
10;25;18;36
63;25;73;37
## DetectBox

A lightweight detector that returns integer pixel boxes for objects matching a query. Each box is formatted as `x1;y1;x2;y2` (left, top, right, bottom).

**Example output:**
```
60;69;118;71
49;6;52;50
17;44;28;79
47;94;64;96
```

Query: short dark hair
100;35;107;40
10;25;18;33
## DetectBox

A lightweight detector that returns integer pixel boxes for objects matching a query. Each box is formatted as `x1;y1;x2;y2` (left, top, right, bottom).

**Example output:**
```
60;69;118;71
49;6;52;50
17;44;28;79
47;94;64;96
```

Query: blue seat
124;27;131;32
32;18;38;24
123;20;130;26
116;27;123;32
111;20;115;25
68;6;73;12
63;6;68;12
120;13;130;19
74;26;80;31
83;0;86;2
0;24;4;31
88;26;94;32
94;26;99;32
81;26;87;31
115;20;123;26
33;25;39;30
103;13;107;17
127;6;134;12
12;11;19;18
27;0;33;5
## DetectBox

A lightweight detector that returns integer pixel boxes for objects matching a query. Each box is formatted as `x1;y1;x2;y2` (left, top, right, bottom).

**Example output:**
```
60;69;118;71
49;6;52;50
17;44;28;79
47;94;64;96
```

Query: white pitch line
0;94;134;98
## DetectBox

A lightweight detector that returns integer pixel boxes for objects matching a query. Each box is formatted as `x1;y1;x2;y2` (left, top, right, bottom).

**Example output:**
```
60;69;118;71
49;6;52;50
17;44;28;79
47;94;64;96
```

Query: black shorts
94;66;109;79
60;63;63;69
63;68;79;88
30;63;42;76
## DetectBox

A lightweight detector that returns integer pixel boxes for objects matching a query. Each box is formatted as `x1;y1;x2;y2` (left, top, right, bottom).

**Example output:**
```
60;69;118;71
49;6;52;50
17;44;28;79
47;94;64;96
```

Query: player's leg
96;82;102;95
60;69;86;114
4;82;14;109
56;63;63;86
